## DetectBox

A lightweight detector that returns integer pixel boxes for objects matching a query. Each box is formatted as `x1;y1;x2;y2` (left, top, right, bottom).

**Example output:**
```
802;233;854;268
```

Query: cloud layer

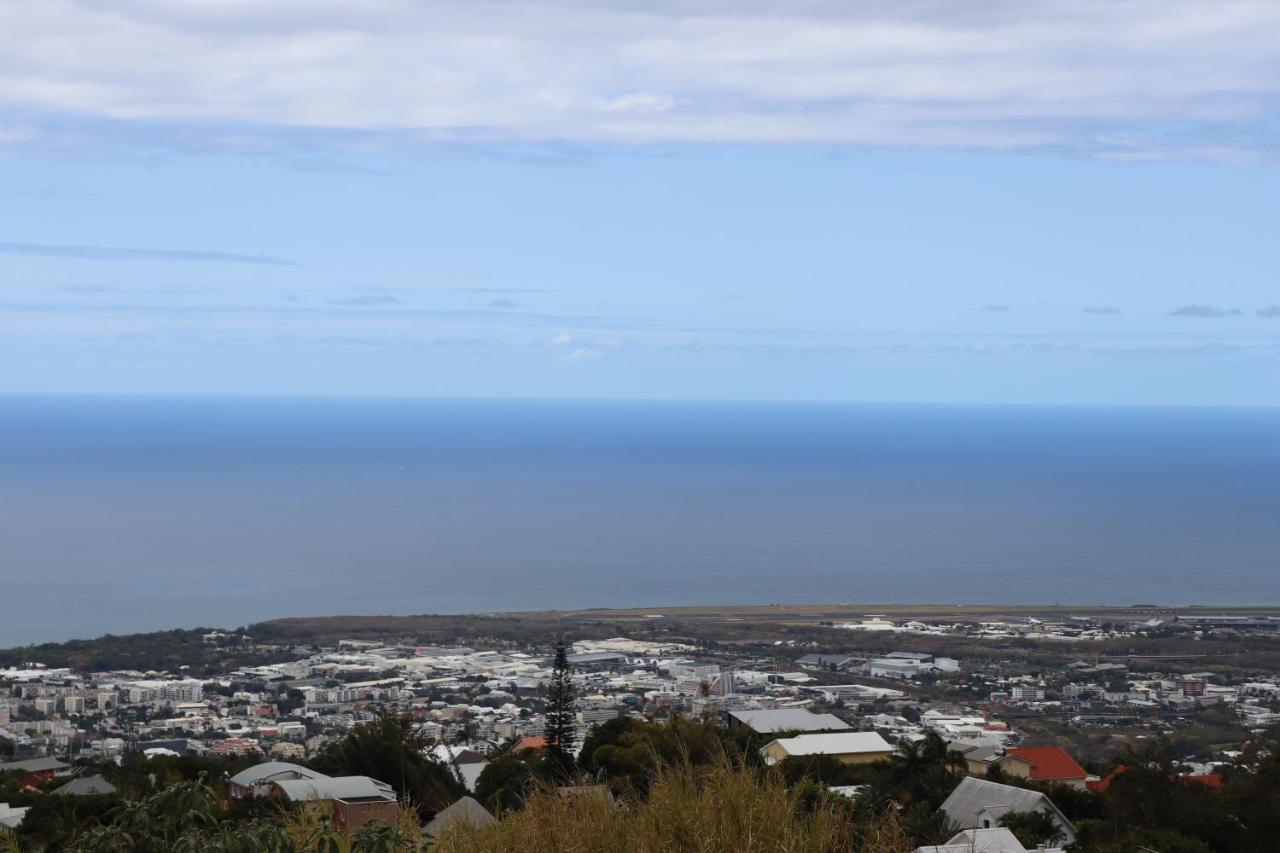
2;0;1279;156
0;240;295;266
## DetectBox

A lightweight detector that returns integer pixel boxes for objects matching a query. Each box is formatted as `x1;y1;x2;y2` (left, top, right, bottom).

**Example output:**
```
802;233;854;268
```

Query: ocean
2;395;1278;646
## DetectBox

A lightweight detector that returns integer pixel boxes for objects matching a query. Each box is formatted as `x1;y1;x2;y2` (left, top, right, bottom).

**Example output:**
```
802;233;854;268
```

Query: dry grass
434;761;911;853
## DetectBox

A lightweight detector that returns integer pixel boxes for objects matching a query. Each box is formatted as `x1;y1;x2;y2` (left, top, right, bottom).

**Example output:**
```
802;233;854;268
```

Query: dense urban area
3;604;1280;851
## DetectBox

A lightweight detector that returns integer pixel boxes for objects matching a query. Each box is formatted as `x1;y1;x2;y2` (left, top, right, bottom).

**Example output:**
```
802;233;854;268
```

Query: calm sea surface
2;396;1278;646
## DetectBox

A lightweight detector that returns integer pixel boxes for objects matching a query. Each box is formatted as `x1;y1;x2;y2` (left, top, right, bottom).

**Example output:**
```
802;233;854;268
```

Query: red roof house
998;746;1089;789
508;736;548;755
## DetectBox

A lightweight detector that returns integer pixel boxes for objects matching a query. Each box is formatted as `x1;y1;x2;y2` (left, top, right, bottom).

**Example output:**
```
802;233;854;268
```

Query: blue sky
1;1;1278;405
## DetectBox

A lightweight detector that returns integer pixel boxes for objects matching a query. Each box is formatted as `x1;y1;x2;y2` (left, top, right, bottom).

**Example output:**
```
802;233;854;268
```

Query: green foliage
576;715;729;794
999;809;1066;848
778;754;867;788
435;758;912;853
308;710;463;818
474;755;534;813
13;791;121;851
70;775;223;852
543;638;576;780
0;629;275;674
881;732;963;807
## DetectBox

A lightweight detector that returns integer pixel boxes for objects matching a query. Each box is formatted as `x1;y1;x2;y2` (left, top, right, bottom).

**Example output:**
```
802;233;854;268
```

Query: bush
435;759;912;853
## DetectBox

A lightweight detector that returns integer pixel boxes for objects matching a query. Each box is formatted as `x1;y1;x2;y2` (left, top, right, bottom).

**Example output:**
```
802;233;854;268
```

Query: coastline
8;601;1280;653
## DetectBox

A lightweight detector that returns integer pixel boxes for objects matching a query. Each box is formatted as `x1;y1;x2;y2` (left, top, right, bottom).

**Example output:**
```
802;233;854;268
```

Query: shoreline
9;601;1280;651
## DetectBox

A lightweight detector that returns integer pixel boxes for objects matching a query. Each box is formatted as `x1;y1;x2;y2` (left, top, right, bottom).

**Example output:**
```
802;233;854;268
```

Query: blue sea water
1;395;1278;646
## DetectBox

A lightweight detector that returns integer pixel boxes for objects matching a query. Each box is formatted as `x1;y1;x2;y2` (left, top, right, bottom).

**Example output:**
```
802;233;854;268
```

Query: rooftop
765;731;893;757
727;709;852;734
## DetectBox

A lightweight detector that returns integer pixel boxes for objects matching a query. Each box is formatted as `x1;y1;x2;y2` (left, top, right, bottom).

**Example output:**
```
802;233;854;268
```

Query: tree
999;809;1065;848
309;710;463;818
474;756;534;813
543;638;576;780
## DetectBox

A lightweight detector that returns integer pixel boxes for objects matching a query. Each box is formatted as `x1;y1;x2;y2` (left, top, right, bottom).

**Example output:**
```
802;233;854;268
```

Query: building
565;651;629;671
423;796;497;840
915;827;1065;853
947;741;1004;776
938;778;1075;845
725;709;851;735
759;731;894;766
796;654;858;670
0;758;72;782
1010;684;1045;702
998;747;1089;789
271;775;398;834
0;802;30;835
228;761;327;799
51;775;118;797
868;658;933;680
1177;678;1207;698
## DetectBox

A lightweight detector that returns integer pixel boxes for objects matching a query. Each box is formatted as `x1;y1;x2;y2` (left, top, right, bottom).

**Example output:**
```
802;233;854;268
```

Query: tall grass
434;760;912;853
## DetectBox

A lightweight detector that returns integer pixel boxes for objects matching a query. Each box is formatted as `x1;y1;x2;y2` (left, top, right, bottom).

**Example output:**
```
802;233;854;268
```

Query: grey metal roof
938;778;1074;844
567;652;628;663
914;827;1058;853
273;775;395;803
228;761;323;788
0;757;70;774
423;795;496;838
797;654;855;666
52;775;118;797
727;709;852;734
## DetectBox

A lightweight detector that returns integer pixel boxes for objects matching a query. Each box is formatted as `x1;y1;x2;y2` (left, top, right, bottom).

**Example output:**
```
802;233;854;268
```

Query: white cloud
1;0;1278;155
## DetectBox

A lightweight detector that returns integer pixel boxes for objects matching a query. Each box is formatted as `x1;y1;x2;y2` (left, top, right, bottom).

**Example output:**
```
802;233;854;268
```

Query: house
0;802;30;835
938;777;1075;845
508;735;548;754
997;747;1088;789
332;782;401;834
947;741;1004;776
228;761;328;799
725;709;851;735
423;795;497;839
915;827;1065;853
0;757;72;782
52;775;118;797
760;731;894;766
271;774;399;834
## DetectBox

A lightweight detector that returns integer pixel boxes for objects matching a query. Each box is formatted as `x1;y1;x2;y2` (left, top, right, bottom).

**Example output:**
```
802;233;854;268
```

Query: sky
1;0;1278;405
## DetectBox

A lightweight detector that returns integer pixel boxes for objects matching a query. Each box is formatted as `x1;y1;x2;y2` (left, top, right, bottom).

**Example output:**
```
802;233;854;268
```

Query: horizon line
0;389;1277;412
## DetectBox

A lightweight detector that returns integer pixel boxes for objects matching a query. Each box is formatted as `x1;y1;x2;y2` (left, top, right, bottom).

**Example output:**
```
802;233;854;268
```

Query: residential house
0;757;71;782
938;777;1075;845
997;747;1088;789
760;732;894;766
272;775;399;834
0;802;29;835
228;761;328;799
51;775;117;797
725;709;851;735
915;827;1064;853
423;796;496;840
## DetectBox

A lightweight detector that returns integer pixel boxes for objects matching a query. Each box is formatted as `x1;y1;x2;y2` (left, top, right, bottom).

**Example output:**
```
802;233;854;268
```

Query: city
4;604;1280;849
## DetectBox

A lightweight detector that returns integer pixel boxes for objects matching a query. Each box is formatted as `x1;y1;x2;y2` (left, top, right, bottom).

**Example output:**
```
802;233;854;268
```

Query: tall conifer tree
544;637;576;776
